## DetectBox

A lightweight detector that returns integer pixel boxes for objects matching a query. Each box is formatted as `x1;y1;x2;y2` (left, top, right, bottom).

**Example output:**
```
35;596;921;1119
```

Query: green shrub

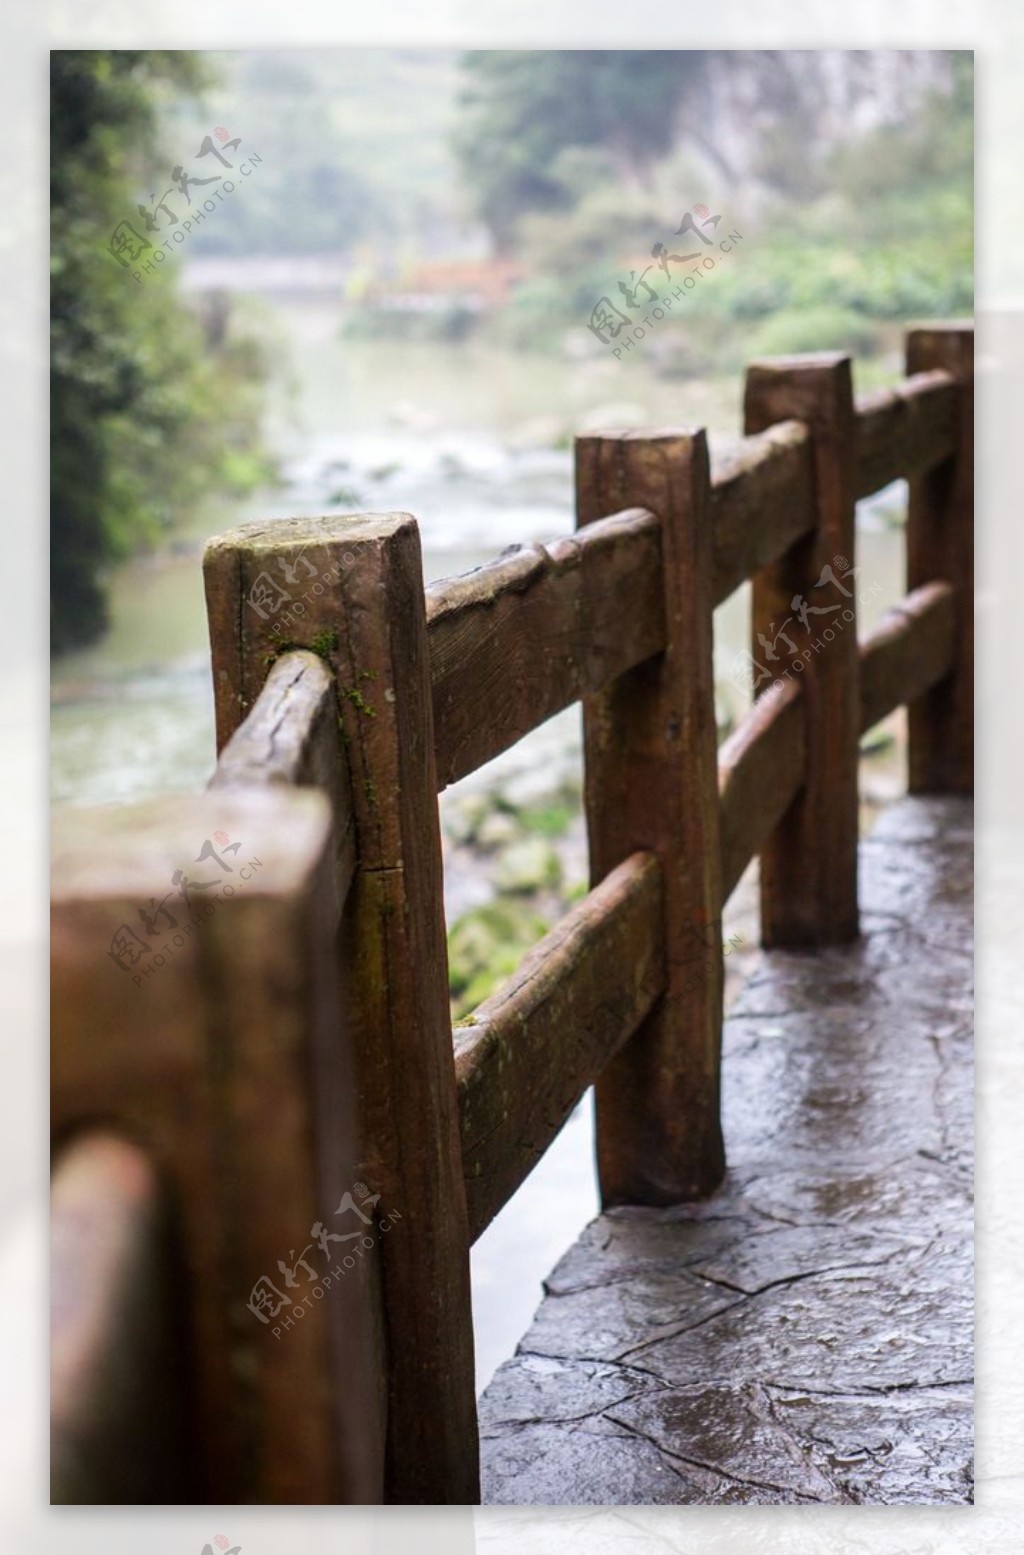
745;305;881;359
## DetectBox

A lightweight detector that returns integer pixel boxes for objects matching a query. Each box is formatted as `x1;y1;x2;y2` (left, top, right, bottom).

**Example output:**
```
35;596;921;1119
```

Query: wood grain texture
455;852;665;1243
859;582;956;735
209;648;355;919
206;512;479;1503
853;369;957;499
905;325;974;793
718;677;806;904
51;788;383;1504
744;354;860;946
210;648;337;789
710;420;814;606
576;430;725;1204
426;508;664;788
51;1133;196;1504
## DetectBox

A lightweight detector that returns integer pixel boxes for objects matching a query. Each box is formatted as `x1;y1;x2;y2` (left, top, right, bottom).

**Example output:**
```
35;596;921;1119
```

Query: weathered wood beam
576;430;725;1204
718;678;806;904
206;513;479;1503
853;369;957;500
209;648;355;921
745;353;860;946
51;787;382;1503
456;852;665;1243
859;582;956;735
905;325;974;793
426;508;664;789
709;420;815;606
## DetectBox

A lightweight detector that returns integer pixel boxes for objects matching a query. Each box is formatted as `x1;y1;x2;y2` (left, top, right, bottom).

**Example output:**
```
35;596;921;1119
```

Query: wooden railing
50;323;973;1505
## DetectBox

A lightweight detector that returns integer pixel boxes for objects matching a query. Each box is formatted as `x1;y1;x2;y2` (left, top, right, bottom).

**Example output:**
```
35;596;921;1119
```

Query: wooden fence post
204;514;480;1504
51;787;382;1503
744;354;860;946
905;323;974;793
575;431;725;1205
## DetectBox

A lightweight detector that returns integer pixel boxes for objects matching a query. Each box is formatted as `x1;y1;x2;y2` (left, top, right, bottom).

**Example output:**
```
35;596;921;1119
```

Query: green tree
455;51;705;251
51;51;274;652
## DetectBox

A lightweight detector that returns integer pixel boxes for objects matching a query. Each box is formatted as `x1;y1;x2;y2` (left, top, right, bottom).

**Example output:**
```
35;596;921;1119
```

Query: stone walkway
479;797;973;1505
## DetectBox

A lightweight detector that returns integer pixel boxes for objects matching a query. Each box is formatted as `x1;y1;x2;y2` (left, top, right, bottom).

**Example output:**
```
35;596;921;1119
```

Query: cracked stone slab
741;1157;972;1238
605;1380;847;1502
478;1355;649;1431
627;1246;972;1396
521;1265;745;1366
766;1384;974;1504
481;1414;825;1505
479;796;973;1504
541;1212;754;1297
684;1221;912;1294
720;1008;947;1168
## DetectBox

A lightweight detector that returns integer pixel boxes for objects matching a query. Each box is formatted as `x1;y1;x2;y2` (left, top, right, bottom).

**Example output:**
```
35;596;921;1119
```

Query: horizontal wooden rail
709;421;815;606
211;649;338;789
455;852;665;1242
427;509;664;789
51;1133;195;1503
853;369;956;500
425;373;957;788
429;419;818;785
718;678;806;903
209;649;356;920
858;581;956;734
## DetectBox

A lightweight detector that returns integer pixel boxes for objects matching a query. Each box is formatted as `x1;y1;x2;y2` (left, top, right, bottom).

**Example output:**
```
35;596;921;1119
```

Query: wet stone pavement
478;797;973;1505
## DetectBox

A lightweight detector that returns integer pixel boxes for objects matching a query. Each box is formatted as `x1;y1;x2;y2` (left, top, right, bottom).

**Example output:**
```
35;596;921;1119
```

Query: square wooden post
204;514;479;1505
744;354;860;946
575;431;725;1205
51;788;381;1503
905;323;974;793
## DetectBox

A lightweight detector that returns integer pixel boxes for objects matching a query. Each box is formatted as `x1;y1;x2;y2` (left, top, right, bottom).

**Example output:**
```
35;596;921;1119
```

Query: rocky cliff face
679;50;957;197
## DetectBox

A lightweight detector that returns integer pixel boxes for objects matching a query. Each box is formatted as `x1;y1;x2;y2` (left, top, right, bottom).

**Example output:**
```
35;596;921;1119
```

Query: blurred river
50;298;909;1389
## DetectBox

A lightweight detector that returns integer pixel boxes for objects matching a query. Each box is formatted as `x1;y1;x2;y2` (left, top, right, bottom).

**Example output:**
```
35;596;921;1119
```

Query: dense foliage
455;52;705;251
51;50;973;650
452;50;973;361
51;51;274;652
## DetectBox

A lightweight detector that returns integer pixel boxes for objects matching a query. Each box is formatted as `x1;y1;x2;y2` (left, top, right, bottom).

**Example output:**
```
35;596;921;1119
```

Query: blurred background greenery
51;48;972;652
50;53;276;652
